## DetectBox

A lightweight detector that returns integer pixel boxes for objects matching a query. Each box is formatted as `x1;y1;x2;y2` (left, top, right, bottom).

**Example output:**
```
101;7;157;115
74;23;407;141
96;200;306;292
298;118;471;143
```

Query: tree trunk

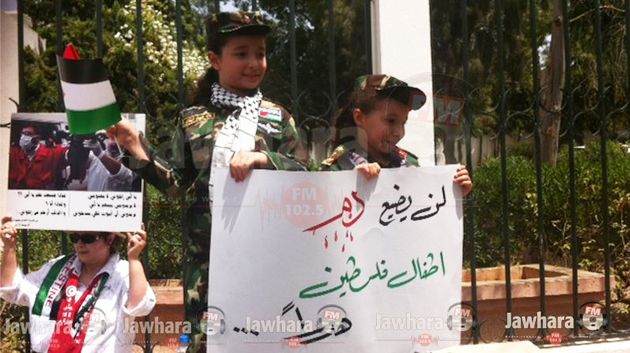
540;0;565;167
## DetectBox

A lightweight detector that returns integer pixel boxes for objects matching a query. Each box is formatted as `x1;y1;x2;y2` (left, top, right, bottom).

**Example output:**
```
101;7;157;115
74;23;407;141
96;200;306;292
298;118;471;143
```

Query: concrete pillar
1;1;42;229
0;9;18;221
371;0;435;166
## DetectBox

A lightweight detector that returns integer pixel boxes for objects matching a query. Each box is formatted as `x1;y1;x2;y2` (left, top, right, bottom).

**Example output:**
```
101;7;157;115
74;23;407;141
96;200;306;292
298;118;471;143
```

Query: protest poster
208;166;464;353
5;113;144;231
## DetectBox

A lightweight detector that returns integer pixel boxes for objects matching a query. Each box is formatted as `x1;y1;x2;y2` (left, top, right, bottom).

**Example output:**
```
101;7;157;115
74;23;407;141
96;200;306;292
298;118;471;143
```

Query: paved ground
433;340;630;353
131;339;630;353
543;340;630;353
133;344;177;353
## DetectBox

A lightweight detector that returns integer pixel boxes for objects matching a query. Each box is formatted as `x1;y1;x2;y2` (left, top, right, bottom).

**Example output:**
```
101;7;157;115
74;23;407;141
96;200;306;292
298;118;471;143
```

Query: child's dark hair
332;89;378;146
190;21;229;105
191;71;218;106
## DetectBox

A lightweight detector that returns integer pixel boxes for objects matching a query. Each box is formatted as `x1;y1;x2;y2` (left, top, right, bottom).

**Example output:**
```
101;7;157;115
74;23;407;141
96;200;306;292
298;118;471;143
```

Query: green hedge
470;141;630;300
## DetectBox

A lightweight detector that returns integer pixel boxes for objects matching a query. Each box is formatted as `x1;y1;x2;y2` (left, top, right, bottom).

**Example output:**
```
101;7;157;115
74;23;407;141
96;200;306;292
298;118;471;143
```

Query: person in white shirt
64;134;136;192
64;149;135;191
0;216;155;353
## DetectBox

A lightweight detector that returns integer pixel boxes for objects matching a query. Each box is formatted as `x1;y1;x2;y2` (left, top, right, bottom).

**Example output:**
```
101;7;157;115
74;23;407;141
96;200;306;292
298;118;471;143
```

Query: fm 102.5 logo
203;306;226;336
446;302;474;333
578;302;606;334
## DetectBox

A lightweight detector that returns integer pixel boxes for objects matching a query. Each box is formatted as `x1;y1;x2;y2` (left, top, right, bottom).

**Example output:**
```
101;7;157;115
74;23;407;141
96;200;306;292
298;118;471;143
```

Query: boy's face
354;98;410;160
210;35;267;95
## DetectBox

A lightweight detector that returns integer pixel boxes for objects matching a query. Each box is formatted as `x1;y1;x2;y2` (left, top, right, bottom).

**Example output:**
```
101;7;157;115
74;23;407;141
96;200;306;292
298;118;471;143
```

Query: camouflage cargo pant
184;204;211;353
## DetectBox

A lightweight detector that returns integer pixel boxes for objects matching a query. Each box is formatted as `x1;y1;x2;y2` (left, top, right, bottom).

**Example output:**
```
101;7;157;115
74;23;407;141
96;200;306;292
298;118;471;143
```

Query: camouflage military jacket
126;98;308;206
320;142;419;171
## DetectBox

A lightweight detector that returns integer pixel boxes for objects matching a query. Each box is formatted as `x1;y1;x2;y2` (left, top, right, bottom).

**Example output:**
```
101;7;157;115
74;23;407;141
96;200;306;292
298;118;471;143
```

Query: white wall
372;0;435;166
0;11;16;221
0;10;41;221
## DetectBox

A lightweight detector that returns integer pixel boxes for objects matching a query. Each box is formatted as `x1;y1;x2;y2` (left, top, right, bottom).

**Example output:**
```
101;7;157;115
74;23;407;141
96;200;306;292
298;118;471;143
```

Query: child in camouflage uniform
322;74;472;194
108;12;307;352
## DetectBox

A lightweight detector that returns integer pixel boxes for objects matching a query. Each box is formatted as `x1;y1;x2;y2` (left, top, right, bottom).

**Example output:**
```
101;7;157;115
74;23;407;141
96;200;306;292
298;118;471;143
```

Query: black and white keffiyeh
209;82;263;205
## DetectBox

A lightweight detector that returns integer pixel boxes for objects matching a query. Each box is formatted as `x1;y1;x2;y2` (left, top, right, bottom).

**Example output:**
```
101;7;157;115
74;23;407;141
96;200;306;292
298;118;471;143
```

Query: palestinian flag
57;44;121;135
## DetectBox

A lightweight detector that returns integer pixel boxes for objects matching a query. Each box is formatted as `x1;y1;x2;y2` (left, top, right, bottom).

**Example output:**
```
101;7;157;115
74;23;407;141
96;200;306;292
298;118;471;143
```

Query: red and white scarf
33;255;110;353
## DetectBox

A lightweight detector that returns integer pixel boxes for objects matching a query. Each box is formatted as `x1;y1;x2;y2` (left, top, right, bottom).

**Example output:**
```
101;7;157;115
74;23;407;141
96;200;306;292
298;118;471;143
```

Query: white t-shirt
0;253;156;353
64;152;135;191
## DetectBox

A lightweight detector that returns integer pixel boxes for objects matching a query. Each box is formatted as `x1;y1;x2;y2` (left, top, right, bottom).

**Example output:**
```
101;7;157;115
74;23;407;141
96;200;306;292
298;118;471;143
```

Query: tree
429;0;629;163
22;0;207;145
228;0;372;119
539;0;564;166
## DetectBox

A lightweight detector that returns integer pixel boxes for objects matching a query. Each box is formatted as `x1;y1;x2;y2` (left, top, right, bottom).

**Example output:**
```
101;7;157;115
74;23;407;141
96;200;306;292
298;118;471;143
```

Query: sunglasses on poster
68;233;107;244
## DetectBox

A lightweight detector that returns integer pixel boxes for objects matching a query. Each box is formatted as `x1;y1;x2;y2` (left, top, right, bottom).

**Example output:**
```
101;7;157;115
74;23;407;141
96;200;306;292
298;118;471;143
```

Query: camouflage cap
207;11;270;36
355;74;426;110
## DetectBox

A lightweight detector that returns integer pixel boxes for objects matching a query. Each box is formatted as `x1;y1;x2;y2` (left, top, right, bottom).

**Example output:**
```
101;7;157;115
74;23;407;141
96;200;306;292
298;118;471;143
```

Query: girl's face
209;35;267;96
353;98;410;161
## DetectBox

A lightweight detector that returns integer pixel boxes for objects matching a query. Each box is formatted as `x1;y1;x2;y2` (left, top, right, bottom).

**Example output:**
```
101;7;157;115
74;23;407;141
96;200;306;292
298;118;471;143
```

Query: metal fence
9;0;630;351
456;0;630;345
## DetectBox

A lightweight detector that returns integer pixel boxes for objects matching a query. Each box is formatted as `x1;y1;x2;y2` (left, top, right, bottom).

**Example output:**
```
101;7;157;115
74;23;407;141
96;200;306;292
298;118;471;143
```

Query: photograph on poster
5;113;145;231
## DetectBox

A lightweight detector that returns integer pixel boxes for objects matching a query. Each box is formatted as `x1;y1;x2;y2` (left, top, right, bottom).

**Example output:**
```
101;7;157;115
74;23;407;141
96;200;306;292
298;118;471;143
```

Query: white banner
5;113;144;231
208;166;464;353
